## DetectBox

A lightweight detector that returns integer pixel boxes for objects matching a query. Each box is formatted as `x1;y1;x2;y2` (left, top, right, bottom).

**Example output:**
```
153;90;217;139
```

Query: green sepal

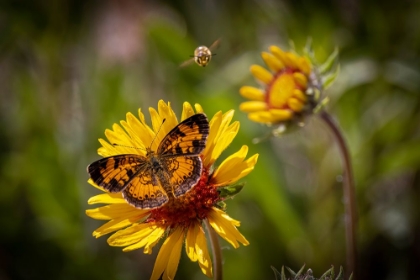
313;97;330;114
320;266;334;280
319;47;339;75
217;183;244;199
303;37;315;61
322;64;340;89
215;201;227;211
286;264;305;277
335;266;343;280
270;266;282;280
281;266;286;280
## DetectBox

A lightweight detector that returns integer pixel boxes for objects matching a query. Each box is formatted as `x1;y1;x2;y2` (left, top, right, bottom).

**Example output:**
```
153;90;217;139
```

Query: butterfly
87;113;209;209
180;38;221;67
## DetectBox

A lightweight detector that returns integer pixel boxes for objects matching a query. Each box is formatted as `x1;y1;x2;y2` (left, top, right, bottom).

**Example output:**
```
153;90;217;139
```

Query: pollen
148;168;219;227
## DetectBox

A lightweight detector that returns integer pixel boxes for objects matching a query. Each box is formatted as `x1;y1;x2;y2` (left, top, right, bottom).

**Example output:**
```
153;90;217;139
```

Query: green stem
319;110;357;279
204;218;223;280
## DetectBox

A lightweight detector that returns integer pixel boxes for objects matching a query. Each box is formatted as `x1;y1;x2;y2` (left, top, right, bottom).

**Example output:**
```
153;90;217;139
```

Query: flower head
86;100;258;279
239;44;338;133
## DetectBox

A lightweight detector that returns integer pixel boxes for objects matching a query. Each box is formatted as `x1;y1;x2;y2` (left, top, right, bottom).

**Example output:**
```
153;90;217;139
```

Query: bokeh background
1;0;420;279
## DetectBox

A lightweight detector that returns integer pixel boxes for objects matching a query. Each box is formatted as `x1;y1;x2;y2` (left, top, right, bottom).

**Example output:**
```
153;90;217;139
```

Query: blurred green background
1;0;420;279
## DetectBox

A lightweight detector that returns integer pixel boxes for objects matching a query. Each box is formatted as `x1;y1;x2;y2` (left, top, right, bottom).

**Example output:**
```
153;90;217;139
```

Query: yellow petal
270;46;289;67
151;227;184;280
206;114;239;168
247;112;272;124
186;222;200;261
214;122;239;158
158;100;178;134
98;138;119;157
184;223;213;277
195;225;212;277
297;56;311;75
194;103;204;114
86;204;141;220
137;108;147;125
292;89;307;102
286;52;299;69
293;72;308;89
211;146;259;187
250;65;273;84
269;109;293;120
182;102;195;121
203;110;236;168
202;111;223;167
148;108;165;150
239;101;267;112
239;86;265;101
270;46;297;69
87;193;126;205
123;226;165;253
87;178;106;191
207;208;249;248
126;112;154;150
91;214;149;238
212;145;248;179
119;120;146;154
288;97;305;112
105;125;131;151
107;223;164;251
261;51;285;72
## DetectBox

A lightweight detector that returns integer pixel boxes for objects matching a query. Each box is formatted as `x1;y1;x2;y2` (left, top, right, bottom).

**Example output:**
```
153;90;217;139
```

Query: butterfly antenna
112;143;145;151
150;118;166;147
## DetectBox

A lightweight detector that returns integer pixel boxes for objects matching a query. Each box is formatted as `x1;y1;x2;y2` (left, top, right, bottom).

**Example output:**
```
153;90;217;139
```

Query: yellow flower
86;100;258;279
240;45;336;127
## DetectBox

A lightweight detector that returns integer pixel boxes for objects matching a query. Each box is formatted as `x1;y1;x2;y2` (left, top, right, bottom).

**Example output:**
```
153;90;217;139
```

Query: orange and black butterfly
87;113;209;209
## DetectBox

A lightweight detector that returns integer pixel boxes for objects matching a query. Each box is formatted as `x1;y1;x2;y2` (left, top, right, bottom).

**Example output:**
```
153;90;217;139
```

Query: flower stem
319;110;357;279
204;218;223;280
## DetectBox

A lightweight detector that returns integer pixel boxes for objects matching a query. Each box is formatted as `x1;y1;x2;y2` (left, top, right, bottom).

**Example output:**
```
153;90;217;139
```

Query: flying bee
180;38;221;67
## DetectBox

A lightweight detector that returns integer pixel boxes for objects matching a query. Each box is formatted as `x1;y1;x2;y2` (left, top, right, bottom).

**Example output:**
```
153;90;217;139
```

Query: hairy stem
320;110;358;279
204;218;223;280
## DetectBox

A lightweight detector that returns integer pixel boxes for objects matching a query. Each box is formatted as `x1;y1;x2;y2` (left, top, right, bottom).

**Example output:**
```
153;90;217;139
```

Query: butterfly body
87;114;209;209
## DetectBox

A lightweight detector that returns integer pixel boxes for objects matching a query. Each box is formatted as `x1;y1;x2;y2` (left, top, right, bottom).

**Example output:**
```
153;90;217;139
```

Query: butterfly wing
87;155;146;193
164;156;203;197
87;154;169;209
158;113;209;157
122;172;169;209
158;113;209;197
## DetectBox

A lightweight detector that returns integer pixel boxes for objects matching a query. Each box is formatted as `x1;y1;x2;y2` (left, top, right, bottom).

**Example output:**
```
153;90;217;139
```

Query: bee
180;38;221;67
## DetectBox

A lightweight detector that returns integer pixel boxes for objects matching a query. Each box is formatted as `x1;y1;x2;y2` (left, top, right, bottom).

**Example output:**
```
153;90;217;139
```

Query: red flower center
147;167;220;228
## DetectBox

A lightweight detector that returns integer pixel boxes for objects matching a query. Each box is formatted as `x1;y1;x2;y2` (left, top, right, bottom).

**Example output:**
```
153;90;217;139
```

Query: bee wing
209;38;221;52
179;57;195;68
